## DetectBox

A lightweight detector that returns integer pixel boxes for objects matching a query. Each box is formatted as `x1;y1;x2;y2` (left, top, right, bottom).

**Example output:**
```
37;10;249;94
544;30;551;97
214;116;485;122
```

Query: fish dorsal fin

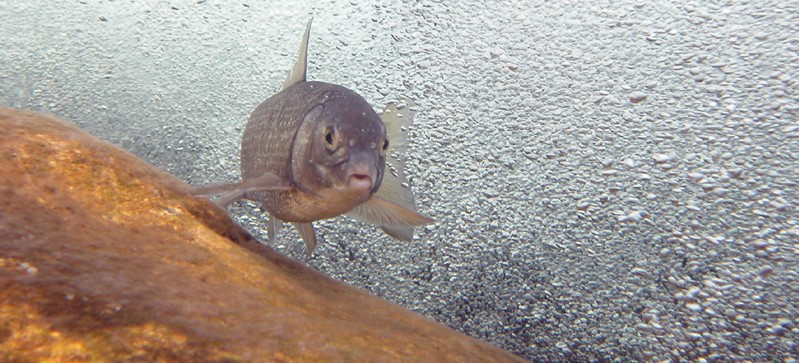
282;17;313;90
375;98;420;240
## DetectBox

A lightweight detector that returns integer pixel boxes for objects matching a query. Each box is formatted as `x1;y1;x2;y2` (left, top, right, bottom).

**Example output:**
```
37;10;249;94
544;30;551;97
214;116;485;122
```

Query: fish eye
325;127;335;145
323;126;338;152
382;138;389;150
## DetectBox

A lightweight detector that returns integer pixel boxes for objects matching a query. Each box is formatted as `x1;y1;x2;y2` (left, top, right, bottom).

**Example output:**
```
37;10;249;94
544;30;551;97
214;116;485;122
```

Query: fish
191;18;434;256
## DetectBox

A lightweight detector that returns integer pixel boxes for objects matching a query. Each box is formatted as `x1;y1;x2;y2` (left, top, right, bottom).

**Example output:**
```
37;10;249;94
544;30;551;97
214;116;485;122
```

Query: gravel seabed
2;1;797;361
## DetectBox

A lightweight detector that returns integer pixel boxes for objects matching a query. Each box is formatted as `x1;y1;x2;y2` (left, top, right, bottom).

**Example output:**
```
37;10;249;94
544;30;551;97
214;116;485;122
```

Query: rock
0;108;525;362
629;91;647;103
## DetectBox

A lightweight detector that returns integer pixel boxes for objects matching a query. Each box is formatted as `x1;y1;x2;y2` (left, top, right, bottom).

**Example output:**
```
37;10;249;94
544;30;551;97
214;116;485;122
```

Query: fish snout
345;154;378;191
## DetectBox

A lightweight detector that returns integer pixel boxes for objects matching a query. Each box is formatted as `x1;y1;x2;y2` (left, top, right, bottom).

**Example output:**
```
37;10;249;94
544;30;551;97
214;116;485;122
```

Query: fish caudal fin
293;222;317;256
282;17;313;90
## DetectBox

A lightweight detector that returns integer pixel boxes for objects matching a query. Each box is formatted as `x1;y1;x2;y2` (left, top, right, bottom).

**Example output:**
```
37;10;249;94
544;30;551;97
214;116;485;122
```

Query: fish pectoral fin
347;195;435;229
216;190;246;208
375;98;427;241
190;173;292;207
189;184;244;207
292;222;317;256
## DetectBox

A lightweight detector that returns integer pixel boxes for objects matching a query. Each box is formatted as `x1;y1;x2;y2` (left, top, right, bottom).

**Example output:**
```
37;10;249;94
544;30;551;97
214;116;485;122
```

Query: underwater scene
2;1;797;361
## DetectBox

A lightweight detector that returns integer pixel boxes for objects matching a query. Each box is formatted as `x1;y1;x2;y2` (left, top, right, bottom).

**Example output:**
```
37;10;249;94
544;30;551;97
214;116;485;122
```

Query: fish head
292;87;388;200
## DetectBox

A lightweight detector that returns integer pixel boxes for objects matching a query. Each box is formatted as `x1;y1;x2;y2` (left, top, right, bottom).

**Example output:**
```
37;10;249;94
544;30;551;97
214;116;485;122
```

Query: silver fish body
192;18;434;255
241;81;387;223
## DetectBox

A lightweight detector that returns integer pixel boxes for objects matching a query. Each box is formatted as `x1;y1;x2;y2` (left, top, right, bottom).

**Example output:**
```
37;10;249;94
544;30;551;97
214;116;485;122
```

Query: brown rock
0;108;526;362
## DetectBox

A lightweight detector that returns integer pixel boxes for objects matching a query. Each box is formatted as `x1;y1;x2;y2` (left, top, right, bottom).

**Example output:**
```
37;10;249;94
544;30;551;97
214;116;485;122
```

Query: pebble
712;187;730;197
767;325;787;335
768;199;789;211
631;267;651;278
653;153;676;163
685;286;702;299
628;210;647;221
753;239;770;249
687;172;705;182
753;210;770;217
756;266;774;277
726;168;744;178
629;91;648;103
686;331;703;340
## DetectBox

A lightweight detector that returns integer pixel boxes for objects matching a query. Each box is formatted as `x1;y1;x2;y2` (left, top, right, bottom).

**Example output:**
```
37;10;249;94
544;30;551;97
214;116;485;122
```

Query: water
2;1;797;361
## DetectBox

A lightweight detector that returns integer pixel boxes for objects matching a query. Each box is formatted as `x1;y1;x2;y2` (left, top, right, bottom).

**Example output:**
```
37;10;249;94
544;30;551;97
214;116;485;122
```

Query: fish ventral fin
381;226;415;242
282;17;313;90
189;173;292;207
268;214;283;245
347;195;435;229
375;98;425;240
292;222;317;256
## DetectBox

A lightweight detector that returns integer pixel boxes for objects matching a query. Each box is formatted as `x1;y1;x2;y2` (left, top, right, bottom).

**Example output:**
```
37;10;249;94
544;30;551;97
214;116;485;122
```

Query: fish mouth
344;154;377;191
347;173;373;190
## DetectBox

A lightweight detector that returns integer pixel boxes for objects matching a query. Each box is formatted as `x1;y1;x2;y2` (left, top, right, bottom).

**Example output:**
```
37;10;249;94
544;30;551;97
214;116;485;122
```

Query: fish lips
347;173;374;190
343;153;379;192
